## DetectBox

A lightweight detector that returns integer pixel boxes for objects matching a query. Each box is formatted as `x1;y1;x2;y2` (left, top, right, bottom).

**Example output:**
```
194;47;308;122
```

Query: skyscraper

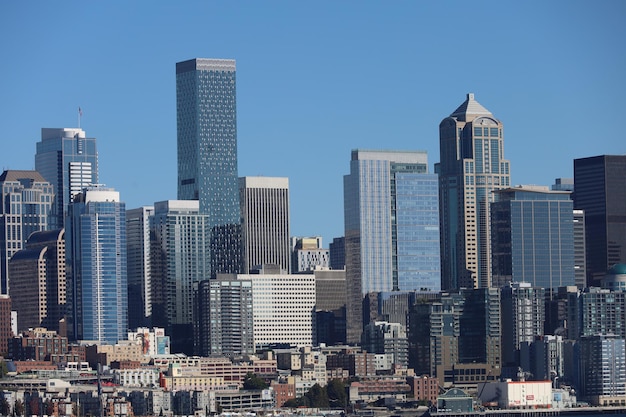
437;93;511;290
67;186;127;343
343;149;440;343
573;155;626;286
239;177;291;273
126;205;154;329
150;200;210;354
35;128;98;229
176;58;242;277
491;185;575;289
9;229;66;334
0;170;55;295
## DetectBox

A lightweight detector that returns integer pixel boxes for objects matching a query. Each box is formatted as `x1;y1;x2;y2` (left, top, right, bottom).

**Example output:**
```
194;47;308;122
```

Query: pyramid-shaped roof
450;93;493;121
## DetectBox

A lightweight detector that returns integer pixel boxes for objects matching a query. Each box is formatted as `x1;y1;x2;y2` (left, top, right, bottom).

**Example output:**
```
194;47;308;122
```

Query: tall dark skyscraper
437;93;510;290
574;155;626;286
176;58;242;276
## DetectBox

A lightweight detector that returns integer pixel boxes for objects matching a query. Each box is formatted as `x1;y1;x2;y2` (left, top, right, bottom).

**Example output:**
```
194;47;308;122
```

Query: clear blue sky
1;1;625;246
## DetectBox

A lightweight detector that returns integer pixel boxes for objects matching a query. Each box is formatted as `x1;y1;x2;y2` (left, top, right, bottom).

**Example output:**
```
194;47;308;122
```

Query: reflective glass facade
491;187;575;289
343;149;438;343
574;155;626;286
35;128;98;230
67;188;127;343
176;59;242;277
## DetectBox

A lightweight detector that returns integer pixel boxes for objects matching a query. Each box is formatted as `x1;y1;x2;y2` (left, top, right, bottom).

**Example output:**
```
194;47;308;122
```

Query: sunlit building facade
176;58;242;277
437;93;510;290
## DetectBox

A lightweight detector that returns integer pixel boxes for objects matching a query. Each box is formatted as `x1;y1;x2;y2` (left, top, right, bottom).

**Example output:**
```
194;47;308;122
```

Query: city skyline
1;2;624;246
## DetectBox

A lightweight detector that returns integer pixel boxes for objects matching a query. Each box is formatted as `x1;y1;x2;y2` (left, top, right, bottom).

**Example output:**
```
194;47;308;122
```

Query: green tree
326;379;347;408
242;372;268;390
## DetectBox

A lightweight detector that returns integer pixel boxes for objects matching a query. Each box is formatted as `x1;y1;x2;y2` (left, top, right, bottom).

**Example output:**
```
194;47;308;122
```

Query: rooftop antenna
78;106;83;128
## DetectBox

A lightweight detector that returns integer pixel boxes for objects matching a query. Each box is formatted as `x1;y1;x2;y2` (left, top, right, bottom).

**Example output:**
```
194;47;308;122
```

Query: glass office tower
35;128;98;230
574;155;626;286
491;186;575;289
437;93;510;290
343;149;440;343
67;187;127;343
176;58;242;277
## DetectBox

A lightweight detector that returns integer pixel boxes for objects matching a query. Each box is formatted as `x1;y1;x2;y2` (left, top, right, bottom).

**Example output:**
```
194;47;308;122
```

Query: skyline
1;1;625;245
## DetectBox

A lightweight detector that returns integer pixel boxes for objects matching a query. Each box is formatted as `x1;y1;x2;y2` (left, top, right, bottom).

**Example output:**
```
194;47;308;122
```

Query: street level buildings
67;187;127;343
35;128;98;229
176;58;242;277
0;170;55;295
437;93;511;290
344;149;440;344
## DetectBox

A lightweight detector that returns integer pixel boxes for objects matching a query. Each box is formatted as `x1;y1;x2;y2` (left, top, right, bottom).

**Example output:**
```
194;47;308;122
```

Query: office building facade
195;276;254;357
35;128;98;229
574;155;626;286
150;200;210;354
501;282;546;372
239;177;290;273
491;186;575;289
126;206;155;329
343;149;440;343
229;269;316;350
579;335;626;405
9;229;66;334
0;170;55;295
437;93;511;290
291;237;329;273
67;187;127;343
176;58;242;277
573;209;587;288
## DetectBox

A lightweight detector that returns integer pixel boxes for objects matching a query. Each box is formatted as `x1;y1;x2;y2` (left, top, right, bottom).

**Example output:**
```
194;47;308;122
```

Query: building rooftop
450;93;493;121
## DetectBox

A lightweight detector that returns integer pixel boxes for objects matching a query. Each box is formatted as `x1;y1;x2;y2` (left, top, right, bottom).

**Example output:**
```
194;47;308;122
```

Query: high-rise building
227;267;316;350
0;170;55;295
408;288;501;387
67;187;127;343
551;178;574;192
501;282;546;373
291;237;329;273
126;206;154;329
491;185;575;289
35;128;98;229
9;229;66;334
568;287;626;340
239;177;290;273
329;237;345;270
0;295;11;355
343;149;440;343
195;276;254;357
578;335;626;405
573;209;587;288
314;268;346;345
574;155;626;286
150;200;210;354
176;58;242;277
437;93;511;290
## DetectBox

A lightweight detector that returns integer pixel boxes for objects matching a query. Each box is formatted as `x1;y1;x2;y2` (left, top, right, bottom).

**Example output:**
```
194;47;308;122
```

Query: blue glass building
176;58;242;277
343;149;440;343
491;186;575;289
67;187;127;343
35;128;98;230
